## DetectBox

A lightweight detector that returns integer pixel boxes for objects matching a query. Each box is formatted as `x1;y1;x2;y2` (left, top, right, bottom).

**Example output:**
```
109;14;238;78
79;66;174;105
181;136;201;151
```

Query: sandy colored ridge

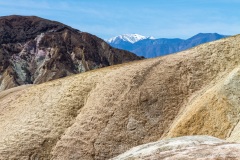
1;35;240;159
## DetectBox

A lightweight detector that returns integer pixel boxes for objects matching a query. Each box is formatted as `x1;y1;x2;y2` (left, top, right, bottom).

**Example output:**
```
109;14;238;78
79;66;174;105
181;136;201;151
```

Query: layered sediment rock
112;136;240;160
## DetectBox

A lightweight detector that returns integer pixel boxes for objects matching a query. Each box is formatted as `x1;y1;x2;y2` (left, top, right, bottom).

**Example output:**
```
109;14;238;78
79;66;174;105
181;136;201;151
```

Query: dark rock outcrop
0;15;142;91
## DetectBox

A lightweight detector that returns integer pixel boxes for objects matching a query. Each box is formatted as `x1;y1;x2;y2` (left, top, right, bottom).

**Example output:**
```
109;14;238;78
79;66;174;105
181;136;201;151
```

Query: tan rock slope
1;34;240;159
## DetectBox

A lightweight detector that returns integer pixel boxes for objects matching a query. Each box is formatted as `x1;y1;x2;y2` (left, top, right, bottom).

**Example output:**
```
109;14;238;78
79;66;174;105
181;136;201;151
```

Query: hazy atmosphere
0;0;239;39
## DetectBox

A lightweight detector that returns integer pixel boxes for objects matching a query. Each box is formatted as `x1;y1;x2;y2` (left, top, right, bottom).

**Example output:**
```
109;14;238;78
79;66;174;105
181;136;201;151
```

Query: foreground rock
112;135;240;160
1;34;240;159
0;15;141;91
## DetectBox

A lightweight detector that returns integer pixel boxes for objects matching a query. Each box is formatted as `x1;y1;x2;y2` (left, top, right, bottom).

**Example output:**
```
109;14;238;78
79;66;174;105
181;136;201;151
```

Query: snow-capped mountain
107;33;227;58
107;34;154;44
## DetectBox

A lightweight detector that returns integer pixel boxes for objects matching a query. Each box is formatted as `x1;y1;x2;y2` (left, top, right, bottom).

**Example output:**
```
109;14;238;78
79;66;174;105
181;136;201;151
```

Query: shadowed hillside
0;15;142;91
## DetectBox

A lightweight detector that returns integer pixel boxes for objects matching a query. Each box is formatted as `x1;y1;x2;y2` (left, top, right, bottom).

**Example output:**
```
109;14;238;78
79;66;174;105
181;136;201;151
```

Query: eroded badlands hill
0;15;141;91
1;34;240;159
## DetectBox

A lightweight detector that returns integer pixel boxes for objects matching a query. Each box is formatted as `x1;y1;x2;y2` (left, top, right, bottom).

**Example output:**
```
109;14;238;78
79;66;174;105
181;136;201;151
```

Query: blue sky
0;0;239;40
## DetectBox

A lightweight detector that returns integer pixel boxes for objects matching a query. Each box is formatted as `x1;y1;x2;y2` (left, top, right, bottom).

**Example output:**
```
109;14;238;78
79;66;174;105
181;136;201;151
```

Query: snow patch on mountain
107;34;154;44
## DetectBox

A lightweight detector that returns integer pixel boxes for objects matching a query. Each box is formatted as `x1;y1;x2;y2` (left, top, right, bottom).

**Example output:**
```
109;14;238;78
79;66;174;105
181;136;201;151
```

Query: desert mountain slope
0;15;141;91
0;35;240;159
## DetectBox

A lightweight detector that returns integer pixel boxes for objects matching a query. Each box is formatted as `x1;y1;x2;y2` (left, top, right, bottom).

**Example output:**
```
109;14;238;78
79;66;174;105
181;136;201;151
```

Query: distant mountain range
107;33;228;58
